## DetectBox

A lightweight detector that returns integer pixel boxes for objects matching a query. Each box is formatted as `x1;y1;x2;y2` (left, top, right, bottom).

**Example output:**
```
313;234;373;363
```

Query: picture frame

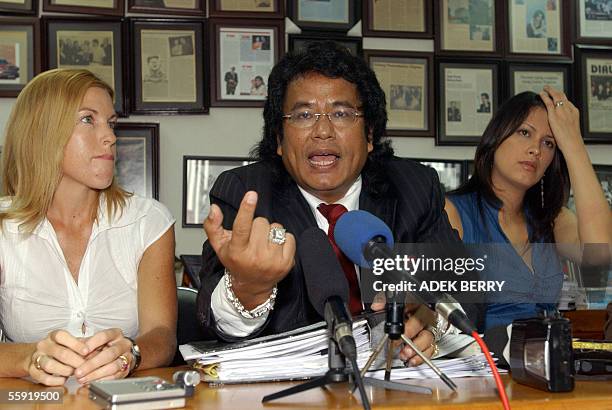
210;18;284;107
575;45;612;143
506;0;572;61
128;0;205;16
362;0;432;38
364;50;434;137
44;17;127;116
507;62;571;99
0;0;37;15
209;0;284;19
435;0;503;56
576;0;612;44
114;122;160;200
131;19;208;115
567;165;612;212
436;60;500;146
288;33;362;57
43;0;124;16
407;158;466;192
0;17;40;98
182;156;252;228
288;0;358;32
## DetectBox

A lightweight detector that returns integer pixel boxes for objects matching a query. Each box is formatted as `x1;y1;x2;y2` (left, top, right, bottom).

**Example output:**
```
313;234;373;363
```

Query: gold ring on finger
430;343;439;358
34;354;46;371
554;100;564;108
118;355;129;372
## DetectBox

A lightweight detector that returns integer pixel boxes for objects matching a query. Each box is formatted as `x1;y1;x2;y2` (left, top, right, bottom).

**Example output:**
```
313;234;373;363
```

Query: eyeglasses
282;108;364;129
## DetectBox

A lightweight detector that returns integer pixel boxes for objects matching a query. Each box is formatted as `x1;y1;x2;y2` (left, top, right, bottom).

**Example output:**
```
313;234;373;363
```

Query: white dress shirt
0;195;175;343
211;177;362;337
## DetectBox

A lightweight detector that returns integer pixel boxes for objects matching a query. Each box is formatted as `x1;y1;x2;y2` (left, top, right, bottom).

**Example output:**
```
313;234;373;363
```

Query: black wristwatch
126;337;141;373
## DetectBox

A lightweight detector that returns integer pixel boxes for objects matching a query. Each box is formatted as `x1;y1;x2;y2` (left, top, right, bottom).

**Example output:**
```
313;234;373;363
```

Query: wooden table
0;367;611;409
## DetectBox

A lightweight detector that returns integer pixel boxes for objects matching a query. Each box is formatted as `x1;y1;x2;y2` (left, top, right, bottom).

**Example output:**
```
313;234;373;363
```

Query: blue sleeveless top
448;192;563;330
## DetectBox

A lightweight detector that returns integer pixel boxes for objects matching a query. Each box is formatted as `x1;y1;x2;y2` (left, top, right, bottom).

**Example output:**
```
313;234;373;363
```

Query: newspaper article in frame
443;0;495;51
444;67;492;137
220;27;274;100
579;0;612;38
372;0;425;32
586;57;612;133
510;0;561;54
140;29;196;103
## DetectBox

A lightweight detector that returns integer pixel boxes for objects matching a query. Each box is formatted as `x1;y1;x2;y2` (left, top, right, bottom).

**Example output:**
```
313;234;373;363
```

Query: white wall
1;28;611;256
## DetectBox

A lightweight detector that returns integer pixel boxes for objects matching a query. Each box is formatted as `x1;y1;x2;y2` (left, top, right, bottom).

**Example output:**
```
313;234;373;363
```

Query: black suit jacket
197;157;484;341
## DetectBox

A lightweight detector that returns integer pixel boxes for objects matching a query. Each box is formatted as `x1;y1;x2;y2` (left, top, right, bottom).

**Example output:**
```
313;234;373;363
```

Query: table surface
0;366;611;410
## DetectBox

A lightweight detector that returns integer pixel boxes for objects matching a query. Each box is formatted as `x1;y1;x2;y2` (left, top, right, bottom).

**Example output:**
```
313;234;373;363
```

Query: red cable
472;331;511;410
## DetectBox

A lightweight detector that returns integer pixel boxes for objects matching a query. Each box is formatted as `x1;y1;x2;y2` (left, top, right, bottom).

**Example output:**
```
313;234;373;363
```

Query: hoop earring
540;176;545;209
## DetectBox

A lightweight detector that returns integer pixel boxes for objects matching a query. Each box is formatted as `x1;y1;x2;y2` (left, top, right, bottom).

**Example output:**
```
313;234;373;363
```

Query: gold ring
34;354;45;371
118;355;129;372
430;343;439;358
554;100;564;107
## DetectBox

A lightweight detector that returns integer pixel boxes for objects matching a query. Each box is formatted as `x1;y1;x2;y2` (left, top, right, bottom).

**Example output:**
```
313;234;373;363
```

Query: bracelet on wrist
223;269;278;319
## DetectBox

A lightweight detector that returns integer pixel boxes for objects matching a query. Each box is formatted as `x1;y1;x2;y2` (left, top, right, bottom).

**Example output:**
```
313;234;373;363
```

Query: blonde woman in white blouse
0;69;177;386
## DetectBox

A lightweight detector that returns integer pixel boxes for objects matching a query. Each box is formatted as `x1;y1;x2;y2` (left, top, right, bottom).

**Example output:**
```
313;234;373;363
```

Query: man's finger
231;191;258;248
204;204;228;251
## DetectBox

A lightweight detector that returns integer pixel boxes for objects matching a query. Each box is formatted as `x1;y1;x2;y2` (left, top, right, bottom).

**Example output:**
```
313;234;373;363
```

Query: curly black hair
250;41;394;197
450;91;570;242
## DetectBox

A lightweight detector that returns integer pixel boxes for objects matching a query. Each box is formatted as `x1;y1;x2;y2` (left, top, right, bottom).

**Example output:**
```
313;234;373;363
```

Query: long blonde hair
1;69;130;232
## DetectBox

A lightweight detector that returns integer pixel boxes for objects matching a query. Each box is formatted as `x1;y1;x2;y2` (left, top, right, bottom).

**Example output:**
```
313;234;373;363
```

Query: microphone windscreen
298;227;349;317
334;210;394;267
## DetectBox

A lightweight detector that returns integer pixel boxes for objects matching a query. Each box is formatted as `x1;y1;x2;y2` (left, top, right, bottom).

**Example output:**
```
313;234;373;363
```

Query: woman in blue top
445;87;611;331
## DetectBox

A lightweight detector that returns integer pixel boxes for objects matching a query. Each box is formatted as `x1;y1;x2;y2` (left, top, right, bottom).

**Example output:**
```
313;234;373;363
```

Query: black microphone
298;227;358;361
334;210;476;335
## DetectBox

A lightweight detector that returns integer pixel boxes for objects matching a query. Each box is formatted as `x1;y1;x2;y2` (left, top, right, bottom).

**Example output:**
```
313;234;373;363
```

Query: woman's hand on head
539;85;584;152
28;330;90;386
73;328;133;384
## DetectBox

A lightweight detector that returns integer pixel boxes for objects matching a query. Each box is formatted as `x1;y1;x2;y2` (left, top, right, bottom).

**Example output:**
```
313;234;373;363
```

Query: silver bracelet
426;313;451;343
223;269;278;319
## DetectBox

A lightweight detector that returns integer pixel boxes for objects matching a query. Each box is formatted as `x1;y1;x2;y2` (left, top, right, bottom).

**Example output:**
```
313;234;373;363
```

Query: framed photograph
182;156;251;228
0;0;37;14
44;18;127;116
114;123;159;199
210;18;284;107
575;45;612;143
0;18;40;98
567;165;612;212
507;62;571;98
43;0;124;16
131;19;207;115
209;0;284;18
128;0;205;16
466;159;475;180
289;33;362;57
364;50;433;137
362;0;432;38
576;0;612;44
408;158;466;192
507;0;571;60
435;0;502;56
288;0;358;32
437;60;500;146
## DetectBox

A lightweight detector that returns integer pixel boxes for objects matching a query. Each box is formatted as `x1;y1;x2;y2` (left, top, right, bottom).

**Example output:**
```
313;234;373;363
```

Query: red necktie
317;203;362;315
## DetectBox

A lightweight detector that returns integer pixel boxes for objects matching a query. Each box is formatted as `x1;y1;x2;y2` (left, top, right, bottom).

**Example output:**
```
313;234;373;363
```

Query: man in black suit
198;41;482;366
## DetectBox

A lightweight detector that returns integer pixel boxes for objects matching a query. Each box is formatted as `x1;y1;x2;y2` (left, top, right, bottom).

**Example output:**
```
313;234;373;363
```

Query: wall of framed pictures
0;0;611;255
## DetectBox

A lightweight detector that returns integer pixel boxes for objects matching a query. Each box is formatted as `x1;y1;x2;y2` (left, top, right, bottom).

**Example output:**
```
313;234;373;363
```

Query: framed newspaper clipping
364;50;433;137
0;17;40;98
44;17;127;116
362;0;432;38
435;0;503;56
131;19;207;114
0;0;36;14
289;33;362;57
575;45;612;143
209;0;284;18
407;158;466;192
182;156;251;227
114;122;160;200
507;62;571;98
506;0;571;60
128;0;205;16
288;0;358;32
43;0;124;16
576;0;612;44
210;18;284;107
437;60;500;145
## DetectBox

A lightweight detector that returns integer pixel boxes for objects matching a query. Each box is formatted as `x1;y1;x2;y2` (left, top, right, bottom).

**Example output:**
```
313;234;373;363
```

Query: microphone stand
262;323;372;410
354;291;457;394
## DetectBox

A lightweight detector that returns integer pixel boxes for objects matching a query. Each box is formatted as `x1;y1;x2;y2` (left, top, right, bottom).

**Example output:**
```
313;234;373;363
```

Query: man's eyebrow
331;100;358;109
287;101;314;111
